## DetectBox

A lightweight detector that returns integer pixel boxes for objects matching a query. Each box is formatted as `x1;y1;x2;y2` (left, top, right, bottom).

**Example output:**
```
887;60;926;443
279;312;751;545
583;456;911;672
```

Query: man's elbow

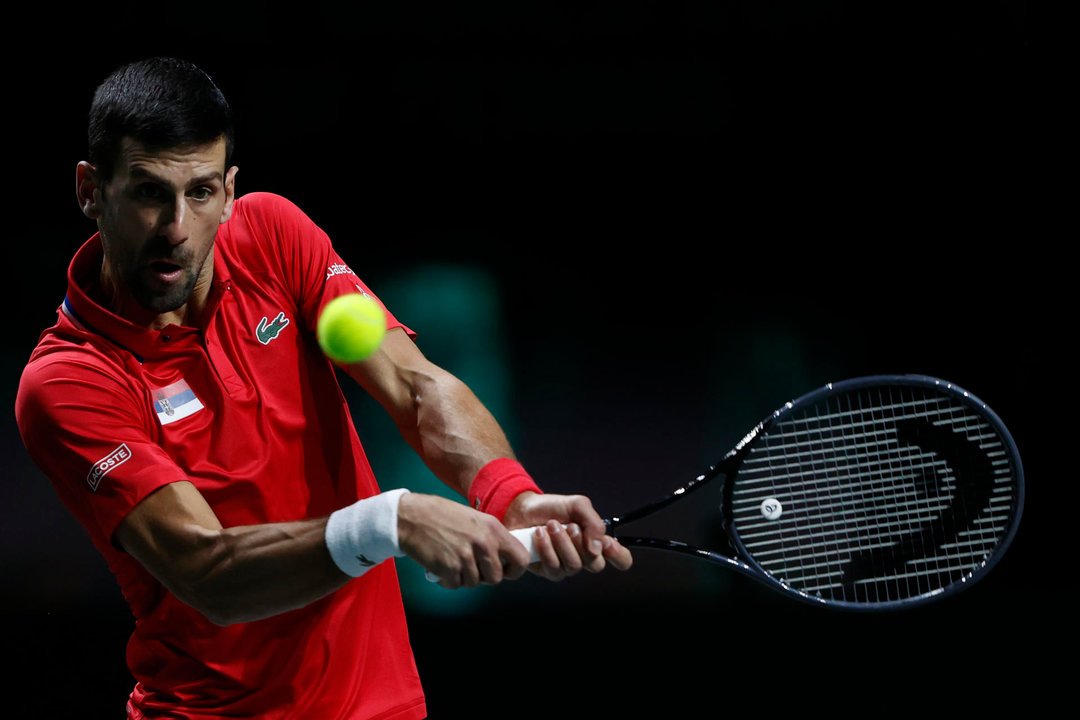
168;573;241;626
174;577;276;626
163;541;256;626
186;592;247;627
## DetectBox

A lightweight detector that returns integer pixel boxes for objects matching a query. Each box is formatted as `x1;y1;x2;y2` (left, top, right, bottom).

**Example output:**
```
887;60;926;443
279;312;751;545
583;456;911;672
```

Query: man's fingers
547;521;584;575
602;535;633;571
498;527;532;580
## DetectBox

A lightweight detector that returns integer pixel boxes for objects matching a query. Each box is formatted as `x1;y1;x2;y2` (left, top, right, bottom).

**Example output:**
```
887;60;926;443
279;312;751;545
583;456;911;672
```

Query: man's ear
220;165;239;224
76;161;103;220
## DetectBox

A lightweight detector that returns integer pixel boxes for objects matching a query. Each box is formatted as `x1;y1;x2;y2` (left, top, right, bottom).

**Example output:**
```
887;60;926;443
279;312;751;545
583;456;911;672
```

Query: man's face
89;137;236;316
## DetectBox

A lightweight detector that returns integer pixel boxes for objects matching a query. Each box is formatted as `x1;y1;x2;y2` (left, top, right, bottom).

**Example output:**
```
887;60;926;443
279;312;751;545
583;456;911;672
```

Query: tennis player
14;57;631;719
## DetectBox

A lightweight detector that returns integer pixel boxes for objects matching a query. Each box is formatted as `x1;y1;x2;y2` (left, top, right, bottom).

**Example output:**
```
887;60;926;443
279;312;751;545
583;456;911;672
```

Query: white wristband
325;488;410;577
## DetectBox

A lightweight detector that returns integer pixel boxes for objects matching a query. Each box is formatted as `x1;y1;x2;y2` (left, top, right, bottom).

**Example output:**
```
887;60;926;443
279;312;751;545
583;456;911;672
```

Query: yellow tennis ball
317;293;387;363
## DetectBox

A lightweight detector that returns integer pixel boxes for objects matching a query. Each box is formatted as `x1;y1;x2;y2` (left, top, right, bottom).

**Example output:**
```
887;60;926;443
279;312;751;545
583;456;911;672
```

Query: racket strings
729;384;1018;604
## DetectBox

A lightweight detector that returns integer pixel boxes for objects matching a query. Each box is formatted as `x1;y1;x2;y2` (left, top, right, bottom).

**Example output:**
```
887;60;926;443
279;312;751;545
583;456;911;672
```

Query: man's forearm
405;366;517;496
116;482;350;626
187;518;350;625
344;329;520;499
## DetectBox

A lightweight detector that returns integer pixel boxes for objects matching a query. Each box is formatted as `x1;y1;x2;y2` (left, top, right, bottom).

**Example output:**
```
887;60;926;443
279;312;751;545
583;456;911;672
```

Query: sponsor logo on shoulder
326;263;355;280
87;443;131;492
256;311;291;345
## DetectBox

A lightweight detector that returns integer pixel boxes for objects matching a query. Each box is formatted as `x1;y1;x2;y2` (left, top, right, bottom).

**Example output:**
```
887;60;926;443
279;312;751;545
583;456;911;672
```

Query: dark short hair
88;57;235;181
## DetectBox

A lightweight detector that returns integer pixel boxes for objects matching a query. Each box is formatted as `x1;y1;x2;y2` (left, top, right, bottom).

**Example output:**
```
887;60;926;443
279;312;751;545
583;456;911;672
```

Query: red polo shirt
16;192;426;720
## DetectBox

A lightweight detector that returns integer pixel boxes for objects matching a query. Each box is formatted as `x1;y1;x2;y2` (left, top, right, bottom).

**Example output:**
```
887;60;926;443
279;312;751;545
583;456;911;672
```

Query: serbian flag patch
151;379;205;425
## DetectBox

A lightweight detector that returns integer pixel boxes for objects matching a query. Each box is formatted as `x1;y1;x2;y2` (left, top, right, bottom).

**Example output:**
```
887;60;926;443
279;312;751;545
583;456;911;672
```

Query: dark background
3;2;1064;718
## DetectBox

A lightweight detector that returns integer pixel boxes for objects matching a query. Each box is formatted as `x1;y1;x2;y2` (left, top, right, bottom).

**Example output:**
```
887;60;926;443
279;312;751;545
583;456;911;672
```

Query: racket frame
606;374;1025;611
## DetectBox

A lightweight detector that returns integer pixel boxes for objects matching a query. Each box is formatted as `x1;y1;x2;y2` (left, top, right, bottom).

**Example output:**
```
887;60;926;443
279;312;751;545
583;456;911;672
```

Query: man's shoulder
20;322;137;390
219;192;330;283
220;192;318;253
16;322;143;432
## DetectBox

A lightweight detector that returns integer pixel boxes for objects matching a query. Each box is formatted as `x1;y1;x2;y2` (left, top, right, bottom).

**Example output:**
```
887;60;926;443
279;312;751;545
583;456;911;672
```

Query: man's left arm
343;328;632;582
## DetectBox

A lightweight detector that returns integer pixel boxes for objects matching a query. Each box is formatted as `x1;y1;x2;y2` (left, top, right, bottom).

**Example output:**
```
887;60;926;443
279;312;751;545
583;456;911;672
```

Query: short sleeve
15;354;191;551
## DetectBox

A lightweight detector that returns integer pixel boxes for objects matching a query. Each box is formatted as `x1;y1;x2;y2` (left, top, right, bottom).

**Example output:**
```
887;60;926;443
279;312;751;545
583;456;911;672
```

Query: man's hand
396;492;533;589
503;492;633;581
347;333;632;583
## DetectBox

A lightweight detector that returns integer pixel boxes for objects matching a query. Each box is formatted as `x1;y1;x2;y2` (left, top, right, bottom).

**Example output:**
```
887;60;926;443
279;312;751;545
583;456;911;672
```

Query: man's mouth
149;261;184;282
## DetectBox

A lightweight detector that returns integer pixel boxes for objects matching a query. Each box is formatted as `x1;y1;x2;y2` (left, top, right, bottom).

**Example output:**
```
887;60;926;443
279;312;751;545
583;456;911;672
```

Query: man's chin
133;275;198;316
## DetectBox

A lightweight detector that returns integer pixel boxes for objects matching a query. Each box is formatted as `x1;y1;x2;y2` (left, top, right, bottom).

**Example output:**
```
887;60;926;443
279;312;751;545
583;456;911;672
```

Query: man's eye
136;184;165;200
190;186;214;201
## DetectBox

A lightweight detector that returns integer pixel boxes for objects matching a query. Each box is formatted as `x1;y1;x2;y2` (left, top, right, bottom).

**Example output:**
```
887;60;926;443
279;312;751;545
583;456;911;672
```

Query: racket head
722;374;1024;611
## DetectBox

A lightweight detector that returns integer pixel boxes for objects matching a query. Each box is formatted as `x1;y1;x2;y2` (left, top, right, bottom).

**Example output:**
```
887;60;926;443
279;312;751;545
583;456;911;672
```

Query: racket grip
424;526;547;583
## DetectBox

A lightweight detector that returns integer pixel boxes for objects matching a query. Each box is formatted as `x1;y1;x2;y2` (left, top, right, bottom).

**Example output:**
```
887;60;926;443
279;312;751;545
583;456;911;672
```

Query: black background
2;2;1065;718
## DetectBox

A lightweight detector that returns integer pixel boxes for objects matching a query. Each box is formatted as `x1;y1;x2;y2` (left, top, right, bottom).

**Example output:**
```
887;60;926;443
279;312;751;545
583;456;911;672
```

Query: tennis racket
498;374;1024;611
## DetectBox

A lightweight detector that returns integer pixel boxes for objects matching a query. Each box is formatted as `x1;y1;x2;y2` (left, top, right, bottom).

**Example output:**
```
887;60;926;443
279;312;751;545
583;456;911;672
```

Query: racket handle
424;526;547;583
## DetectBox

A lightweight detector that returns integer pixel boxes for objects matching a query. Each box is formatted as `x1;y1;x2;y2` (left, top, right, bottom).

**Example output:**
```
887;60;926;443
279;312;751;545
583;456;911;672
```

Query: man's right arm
113;478;535;624
18;356;375;625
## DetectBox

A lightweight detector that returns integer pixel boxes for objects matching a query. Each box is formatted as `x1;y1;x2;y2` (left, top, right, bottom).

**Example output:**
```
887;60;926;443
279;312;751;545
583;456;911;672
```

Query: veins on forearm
407;369;514;496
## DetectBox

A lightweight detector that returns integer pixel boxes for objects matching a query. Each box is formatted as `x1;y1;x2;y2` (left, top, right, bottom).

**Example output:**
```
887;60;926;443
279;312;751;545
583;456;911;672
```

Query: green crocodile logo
256;312;291;345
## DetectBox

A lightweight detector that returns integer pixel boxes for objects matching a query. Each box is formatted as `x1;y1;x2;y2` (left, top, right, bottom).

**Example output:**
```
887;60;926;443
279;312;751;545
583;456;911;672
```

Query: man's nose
159;196;189;244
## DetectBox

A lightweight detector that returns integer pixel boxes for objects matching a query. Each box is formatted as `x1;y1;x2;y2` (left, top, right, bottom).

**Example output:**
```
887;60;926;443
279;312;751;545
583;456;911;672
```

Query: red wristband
467;458;542;521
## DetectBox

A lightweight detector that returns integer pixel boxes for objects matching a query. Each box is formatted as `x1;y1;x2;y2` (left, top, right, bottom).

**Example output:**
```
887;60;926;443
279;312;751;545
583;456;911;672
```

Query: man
15;57;631;719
